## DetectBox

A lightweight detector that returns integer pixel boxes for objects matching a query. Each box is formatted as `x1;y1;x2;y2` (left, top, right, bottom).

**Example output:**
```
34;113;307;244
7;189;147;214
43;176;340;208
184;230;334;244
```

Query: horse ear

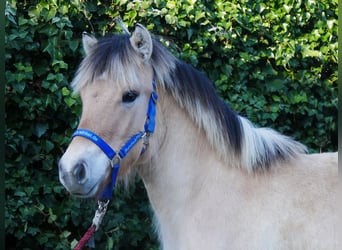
82;32;97;55
130;24;153;61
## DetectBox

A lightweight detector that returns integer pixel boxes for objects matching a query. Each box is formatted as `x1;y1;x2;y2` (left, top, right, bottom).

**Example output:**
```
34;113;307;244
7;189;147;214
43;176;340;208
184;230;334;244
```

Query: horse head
59;24;155;199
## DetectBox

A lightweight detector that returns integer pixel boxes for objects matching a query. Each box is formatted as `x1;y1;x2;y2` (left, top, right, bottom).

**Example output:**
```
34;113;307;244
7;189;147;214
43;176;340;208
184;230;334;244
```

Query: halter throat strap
71;79;158;200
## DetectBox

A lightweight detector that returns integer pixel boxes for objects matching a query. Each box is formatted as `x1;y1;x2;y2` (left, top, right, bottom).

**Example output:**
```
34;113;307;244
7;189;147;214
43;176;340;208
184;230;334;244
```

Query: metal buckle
110;155;121;169
143;132;150;147
92;200;110;231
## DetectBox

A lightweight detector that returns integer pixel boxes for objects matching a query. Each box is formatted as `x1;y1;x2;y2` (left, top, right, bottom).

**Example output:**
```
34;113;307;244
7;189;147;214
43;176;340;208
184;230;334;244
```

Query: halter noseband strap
72;79;158;200
72;129;116;159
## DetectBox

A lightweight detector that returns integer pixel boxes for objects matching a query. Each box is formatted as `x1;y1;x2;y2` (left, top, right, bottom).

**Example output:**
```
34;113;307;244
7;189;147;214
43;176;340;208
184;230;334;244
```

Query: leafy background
5;0;337;249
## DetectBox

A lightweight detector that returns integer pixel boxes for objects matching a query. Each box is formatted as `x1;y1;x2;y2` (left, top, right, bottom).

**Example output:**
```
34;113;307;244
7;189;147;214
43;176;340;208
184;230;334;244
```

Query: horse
59;24;340;249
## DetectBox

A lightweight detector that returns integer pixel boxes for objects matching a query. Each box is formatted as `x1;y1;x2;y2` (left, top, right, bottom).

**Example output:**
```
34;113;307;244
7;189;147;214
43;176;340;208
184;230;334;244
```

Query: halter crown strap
72;79;157;200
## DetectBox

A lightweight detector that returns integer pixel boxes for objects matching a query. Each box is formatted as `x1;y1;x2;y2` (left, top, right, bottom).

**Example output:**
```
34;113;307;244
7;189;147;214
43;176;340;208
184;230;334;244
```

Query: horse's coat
59;24;340;249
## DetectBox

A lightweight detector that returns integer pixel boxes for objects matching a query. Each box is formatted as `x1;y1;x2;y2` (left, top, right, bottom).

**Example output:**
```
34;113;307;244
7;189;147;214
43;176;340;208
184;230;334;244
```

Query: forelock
71;34;143;92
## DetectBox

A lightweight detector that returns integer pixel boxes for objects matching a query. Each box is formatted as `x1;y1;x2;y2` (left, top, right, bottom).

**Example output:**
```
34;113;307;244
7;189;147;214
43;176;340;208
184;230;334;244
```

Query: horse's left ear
130;24;153;61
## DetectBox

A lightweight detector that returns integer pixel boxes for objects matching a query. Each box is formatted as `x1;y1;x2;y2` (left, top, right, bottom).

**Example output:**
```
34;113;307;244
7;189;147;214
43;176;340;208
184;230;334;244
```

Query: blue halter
72;79;158;200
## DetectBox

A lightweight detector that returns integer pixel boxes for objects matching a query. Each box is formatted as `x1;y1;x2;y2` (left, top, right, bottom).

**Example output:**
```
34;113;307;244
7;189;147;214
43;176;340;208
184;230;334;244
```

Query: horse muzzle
58;141;111;198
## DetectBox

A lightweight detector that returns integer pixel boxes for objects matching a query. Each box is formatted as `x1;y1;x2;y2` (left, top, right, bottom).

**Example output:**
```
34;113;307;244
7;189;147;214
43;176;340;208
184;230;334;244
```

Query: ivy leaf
34;123;48;138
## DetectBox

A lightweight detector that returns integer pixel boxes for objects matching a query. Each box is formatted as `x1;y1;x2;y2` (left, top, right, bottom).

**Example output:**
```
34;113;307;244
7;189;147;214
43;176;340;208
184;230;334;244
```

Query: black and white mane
72;34;307;172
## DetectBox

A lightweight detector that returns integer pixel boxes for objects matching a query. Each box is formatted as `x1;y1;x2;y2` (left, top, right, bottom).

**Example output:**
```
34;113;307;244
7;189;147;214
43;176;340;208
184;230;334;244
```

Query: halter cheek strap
72;79;158;200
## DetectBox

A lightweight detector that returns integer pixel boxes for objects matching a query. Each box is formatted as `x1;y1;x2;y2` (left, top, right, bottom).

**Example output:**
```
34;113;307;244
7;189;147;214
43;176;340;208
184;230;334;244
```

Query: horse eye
122;91;139;103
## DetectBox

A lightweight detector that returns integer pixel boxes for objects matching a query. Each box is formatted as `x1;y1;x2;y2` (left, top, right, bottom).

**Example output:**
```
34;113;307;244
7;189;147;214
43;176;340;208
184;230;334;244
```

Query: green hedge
5;0;337;249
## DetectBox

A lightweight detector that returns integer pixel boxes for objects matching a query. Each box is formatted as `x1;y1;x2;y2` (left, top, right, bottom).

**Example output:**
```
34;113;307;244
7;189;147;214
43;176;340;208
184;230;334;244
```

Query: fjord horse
59;24;340;249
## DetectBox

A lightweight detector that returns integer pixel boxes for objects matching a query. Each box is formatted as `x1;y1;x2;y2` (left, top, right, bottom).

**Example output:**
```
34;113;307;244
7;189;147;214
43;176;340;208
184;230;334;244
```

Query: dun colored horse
59;24;340;249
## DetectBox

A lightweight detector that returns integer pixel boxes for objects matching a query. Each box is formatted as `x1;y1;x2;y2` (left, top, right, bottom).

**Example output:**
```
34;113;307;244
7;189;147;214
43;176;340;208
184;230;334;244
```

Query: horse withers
59;24;340;249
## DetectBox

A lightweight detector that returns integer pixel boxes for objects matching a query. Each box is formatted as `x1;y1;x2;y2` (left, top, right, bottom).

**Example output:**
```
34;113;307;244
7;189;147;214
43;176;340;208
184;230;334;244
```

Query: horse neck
141;90;221;187
137;91;240;244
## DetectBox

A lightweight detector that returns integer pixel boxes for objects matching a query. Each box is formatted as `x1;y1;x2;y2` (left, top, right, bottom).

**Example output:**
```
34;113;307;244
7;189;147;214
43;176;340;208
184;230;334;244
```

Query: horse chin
69;182;101;199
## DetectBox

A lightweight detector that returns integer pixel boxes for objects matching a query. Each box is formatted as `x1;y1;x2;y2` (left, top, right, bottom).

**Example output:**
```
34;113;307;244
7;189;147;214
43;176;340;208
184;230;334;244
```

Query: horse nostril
73;161;88;184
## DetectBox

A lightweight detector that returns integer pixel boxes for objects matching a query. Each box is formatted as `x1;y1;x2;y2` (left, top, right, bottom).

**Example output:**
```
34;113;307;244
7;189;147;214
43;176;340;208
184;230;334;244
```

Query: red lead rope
74;225;96;250
73;200;109;250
